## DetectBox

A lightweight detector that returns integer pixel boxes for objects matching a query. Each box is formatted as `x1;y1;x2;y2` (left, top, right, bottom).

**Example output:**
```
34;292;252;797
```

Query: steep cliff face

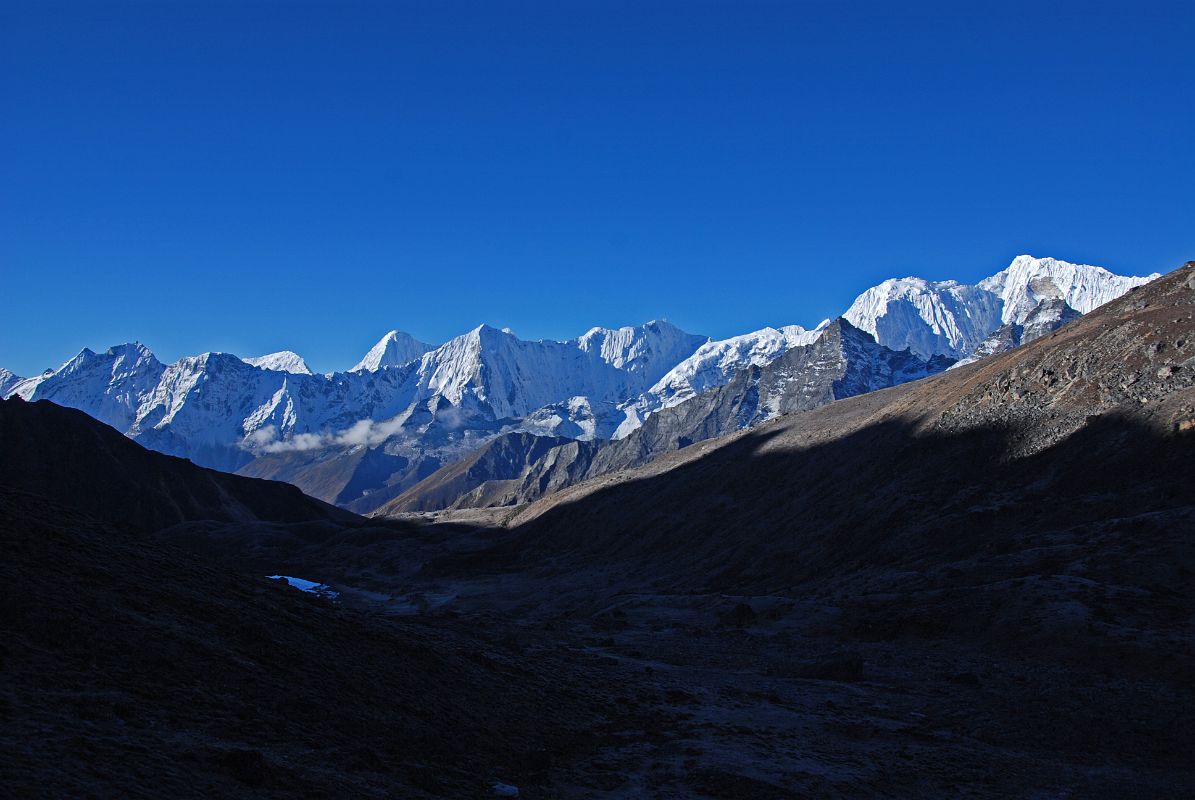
955;298;1084;367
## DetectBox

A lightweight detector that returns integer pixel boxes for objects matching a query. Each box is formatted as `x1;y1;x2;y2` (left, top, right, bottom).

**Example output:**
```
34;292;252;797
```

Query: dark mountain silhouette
0;397;357;532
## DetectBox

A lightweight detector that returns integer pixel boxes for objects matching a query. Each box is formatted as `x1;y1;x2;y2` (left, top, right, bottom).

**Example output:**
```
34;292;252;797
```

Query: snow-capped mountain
2;321;708;474
978;255;1157;324
844;255;1157;359
6;343;420;471
411;321;707;425
842;278;1001;359
577;320;709;381
0;253;1162;509
0;368;21;396
243;351;313;375
350;330;436;372
614;321;830;437
11;343;166;433
383;318;955;513
623;318;955;448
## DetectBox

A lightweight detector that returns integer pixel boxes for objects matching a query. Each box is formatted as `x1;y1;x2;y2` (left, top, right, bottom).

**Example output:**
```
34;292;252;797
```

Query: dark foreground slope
0;401;623;798
0;487;612;799
0;397;355;531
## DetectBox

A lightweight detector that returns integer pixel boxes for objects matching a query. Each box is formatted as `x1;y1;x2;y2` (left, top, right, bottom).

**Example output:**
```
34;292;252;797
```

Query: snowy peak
635;320;831;412
0;367;21;396
243;351;313;375
843;255;1155;359
577;320;709;380
11;342;165;431
404;321;708;422
55;342;162;385
842;277;1002;359
978;255;1159;325
351;330;435;373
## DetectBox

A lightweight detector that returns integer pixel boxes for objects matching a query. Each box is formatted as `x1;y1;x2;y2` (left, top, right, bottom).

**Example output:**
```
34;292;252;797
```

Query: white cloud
241;414;410;454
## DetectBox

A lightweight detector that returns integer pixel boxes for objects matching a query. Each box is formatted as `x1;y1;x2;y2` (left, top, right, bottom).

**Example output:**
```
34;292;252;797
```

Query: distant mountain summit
0;367;21;396
350;330;435;372
979;254;1156;324
9;342;166;433
243;351;313;375
407;321;708;424
843;255;1157;359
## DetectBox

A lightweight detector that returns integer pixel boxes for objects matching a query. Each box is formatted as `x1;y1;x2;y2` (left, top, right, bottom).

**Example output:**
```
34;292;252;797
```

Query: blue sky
2;0;1192;375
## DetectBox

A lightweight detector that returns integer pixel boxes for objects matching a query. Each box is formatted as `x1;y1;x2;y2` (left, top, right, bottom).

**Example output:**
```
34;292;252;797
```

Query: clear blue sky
2;1;1192;375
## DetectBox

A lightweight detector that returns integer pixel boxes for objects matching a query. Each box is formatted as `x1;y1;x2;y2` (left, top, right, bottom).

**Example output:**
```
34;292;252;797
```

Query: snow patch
243;351;313;375
267;575;339;600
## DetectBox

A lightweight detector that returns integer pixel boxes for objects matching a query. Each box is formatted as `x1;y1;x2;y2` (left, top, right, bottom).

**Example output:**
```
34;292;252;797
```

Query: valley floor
4;474;1193;800
184;514;1193;799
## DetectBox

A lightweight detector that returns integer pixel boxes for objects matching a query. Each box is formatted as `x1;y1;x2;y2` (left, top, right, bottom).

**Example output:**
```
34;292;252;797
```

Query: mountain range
4;260;1191;798
1;255;1159;512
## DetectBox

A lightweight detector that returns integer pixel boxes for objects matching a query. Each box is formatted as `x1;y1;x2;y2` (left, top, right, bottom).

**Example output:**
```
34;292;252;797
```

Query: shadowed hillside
499;261;1195;589
0;397;356;532
0;400;611;798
